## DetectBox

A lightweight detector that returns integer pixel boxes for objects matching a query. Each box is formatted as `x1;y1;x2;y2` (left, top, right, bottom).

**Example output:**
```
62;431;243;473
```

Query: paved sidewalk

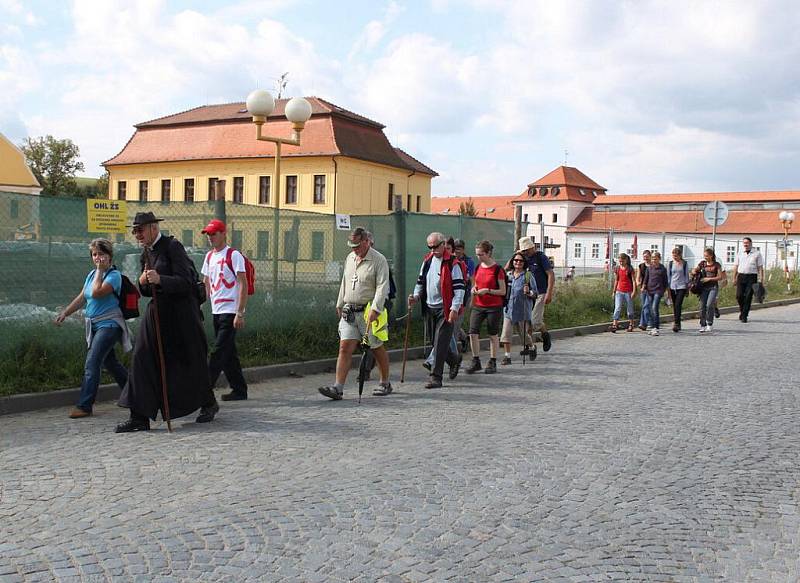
2;305;800;582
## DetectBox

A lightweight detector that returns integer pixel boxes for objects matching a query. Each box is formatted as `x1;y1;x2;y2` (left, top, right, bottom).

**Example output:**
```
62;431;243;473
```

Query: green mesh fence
0;190;520;392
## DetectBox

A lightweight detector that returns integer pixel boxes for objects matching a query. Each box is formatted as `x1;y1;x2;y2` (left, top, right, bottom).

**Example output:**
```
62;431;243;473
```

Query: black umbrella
357;333;374;403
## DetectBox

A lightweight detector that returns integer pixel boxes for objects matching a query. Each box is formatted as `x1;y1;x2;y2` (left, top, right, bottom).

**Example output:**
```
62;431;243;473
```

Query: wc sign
86;199;128;233
335;214;351;231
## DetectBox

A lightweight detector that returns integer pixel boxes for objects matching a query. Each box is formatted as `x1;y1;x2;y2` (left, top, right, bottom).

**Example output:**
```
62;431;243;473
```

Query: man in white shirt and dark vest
732;236;764;323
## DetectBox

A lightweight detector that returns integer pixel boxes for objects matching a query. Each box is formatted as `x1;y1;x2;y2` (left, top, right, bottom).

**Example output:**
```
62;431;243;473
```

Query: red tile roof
136;97;384;129
567;207;800;235
595;191;800;204
431;195;517;220
511;166;606;204
104;98;436;175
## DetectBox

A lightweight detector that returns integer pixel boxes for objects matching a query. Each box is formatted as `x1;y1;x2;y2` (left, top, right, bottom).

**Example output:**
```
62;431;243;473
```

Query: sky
2;0;799;196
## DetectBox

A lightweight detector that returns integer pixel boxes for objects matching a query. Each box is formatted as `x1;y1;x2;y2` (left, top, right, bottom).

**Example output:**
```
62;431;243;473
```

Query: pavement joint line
1;296;798;416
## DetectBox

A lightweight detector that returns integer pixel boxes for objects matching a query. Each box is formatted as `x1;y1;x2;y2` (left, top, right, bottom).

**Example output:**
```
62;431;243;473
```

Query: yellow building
104;97;437;214
0;132;42;195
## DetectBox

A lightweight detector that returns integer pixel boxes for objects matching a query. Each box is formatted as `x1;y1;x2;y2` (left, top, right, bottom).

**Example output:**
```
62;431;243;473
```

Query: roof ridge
102;130;138;166
313;96;385;128
135;103;239;127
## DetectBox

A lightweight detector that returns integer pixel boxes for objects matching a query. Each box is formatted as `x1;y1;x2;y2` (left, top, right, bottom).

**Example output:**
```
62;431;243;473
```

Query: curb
3;297;799;416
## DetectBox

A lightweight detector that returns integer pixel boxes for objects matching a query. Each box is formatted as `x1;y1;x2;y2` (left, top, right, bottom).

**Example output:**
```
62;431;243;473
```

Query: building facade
104;98;436;215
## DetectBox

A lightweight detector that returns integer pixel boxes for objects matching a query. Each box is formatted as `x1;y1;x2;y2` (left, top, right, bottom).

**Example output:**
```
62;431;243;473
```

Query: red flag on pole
605;231;611;260
632;234;638;259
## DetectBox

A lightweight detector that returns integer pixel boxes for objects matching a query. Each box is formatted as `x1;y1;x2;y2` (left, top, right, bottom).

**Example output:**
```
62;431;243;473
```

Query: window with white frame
726;246;736;263
650;244;659;252
574;242;582;259
613;243;620;257
591;243;600;259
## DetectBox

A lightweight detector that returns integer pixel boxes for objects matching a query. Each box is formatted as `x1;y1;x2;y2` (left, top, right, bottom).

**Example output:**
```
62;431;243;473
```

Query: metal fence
0;190;519;324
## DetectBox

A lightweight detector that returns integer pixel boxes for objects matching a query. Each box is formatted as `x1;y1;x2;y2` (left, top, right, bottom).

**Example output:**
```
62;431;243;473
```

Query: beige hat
518;236;535;251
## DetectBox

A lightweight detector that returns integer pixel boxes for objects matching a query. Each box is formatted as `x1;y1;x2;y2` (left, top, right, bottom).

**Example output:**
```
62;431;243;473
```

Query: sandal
627;322;635;332
608;324;618;333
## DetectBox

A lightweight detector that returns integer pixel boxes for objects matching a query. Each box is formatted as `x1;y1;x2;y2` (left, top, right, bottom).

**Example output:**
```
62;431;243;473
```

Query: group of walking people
609;237;765;335
319;232;556;398
57;215;768;425
56;212;251;432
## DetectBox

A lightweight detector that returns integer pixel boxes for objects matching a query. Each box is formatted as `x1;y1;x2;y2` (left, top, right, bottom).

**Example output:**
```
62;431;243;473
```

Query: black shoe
448;353;463;380
114;417;150;433
484;358;497;374
424;377;443;389
714;307;721;318
372;382;393;396
501;356;512;365
196;401;220;423
221;391;247;401
318;385;343;400
465;357;481;374
520;346;537;361
542;331;552;352
422;361;432;372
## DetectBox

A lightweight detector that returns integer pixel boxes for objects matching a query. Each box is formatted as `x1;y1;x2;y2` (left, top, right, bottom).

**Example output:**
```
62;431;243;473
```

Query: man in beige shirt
319;227;392;400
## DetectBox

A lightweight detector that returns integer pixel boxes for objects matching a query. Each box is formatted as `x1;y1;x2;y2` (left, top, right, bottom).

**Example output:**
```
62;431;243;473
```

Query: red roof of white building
511;166;607;204
431;195;518;220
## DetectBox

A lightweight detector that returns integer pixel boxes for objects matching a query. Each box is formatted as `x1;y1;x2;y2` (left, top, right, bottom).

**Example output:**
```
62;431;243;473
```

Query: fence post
393;209;406;316
514;205;522;249
214;179;226;223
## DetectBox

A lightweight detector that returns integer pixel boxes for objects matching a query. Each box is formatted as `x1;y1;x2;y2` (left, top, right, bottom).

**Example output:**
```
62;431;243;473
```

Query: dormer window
592;190;598;197
539;187;548;197
579;188;587;196
487;208;495;213
551;186;560;196
527;186;536;197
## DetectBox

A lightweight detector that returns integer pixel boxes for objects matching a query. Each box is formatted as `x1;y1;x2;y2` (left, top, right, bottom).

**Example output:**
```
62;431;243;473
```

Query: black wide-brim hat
128;211;165;227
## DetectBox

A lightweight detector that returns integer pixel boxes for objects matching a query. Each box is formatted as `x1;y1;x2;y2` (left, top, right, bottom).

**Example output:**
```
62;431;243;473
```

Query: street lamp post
778;210;795;291
246;89;313;295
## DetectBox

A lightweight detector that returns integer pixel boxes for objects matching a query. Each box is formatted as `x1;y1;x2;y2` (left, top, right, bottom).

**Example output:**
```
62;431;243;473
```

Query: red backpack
205;248;256;295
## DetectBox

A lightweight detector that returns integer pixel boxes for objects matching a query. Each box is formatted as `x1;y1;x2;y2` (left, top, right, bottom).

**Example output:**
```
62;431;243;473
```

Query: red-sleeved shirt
615;266;634;293
473;264;504;308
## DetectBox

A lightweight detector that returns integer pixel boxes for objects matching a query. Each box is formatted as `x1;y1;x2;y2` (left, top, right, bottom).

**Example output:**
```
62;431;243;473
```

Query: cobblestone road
2;305;800;582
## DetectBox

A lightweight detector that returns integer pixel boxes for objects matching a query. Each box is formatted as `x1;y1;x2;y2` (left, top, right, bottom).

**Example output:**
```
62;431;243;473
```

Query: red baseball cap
201;219;226;235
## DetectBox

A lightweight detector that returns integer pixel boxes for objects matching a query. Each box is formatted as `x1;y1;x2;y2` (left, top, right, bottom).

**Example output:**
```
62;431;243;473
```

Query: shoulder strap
226;247;235;274
205;250;212;265
669;261;673;278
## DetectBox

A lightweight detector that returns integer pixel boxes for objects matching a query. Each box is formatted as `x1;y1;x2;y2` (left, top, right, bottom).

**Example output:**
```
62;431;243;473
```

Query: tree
96;171;109;197
459;198;478;216
19;135;85;196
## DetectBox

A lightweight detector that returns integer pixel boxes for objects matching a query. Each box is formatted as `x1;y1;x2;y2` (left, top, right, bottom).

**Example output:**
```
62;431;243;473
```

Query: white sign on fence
335;214;351;230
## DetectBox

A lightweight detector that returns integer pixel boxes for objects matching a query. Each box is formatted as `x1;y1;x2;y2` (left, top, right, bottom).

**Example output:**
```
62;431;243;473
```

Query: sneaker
501;356;512;366
318;385;343;400
465;357;482;374
448;353;463;380
69;407;92;419
649;328;660;336
542;331;552;352
422;361;432;372
704;325;713;334
484;358;497;374
646;326;653;331
196;401;220;423
372;382;393;396
424;377;443;389
221;391;247;401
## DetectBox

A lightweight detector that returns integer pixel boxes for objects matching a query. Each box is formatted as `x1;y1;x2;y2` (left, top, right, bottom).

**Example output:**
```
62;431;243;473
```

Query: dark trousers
208;313;248;397
670;288;687;326
425;307;458;381
736;274;757;320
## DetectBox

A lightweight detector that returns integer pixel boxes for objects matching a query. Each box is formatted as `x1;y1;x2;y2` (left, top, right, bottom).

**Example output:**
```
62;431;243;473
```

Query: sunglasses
427;242;443;249
513;259;525;263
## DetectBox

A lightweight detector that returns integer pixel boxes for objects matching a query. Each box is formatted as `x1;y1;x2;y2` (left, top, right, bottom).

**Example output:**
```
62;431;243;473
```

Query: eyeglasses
427;242;443;249
131;226;147;234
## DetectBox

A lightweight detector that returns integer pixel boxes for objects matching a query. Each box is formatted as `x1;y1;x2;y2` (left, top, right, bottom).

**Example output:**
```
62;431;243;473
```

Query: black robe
119;235;210;421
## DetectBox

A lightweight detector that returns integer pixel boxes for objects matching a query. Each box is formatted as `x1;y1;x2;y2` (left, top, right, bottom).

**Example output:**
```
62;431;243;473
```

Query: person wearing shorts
465;240;506;375
319;227;392;400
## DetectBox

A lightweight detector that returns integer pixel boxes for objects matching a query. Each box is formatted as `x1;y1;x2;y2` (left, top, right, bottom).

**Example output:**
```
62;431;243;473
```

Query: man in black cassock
115;212;219;433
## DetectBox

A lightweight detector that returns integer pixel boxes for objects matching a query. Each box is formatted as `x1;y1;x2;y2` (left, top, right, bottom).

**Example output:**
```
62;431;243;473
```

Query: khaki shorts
338;312;384;348
531;295;546;331
500;318;534;345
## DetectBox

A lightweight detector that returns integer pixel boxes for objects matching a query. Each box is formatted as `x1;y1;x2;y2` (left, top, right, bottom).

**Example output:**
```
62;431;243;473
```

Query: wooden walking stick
400;309;412;383
146;254;172;432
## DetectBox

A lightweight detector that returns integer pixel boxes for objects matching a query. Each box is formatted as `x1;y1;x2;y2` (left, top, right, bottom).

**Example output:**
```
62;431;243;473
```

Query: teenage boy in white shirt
201;219;249;401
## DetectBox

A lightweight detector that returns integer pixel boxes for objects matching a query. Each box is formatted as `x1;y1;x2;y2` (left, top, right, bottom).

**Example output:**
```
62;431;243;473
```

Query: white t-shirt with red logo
201;246;246;315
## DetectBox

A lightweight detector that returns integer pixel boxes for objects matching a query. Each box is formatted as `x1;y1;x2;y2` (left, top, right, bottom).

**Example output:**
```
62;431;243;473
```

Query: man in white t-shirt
201;219;249;401
732;236;764;323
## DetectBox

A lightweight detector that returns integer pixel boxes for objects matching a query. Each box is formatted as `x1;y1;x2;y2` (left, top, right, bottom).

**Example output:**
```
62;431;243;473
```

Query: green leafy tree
19;135;85;196
96;171;109;198
459;198;478;216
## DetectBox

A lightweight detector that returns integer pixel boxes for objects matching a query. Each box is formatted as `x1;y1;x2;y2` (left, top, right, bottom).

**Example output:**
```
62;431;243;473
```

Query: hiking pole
400;310;412;383
522;320;527;366
146;253;172;433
